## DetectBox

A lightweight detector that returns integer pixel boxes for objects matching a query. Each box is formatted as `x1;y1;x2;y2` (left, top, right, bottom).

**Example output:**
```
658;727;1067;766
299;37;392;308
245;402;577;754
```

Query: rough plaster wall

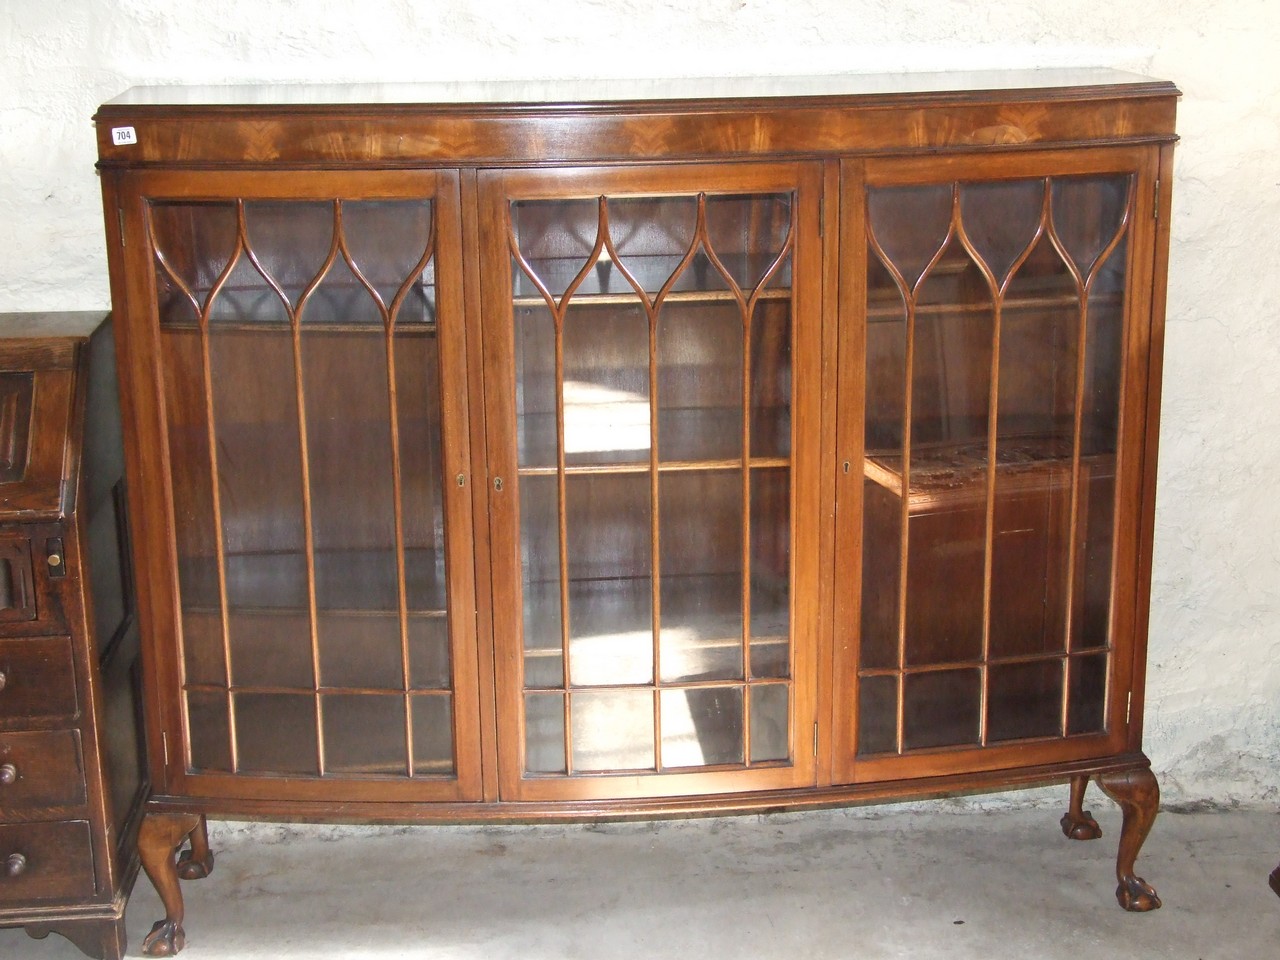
2;1;1276;807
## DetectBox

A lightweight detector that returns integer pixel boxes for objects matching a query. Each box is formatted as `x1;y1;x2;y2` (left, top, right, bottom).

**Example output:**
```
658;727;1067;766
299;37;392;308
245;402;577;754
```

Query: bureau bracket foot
1269;863;1280;897
1060;774;1103;841
139;812;212;956
1095;766;1162;912
25;917;127;960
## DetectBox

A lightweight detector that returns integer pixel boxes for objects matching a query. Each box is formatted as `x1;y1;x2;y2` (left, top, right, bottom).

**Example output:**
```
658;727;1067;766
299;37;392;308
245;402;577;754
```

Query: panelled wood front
480;164;823;801
116;170;482;802
833;146;1161;784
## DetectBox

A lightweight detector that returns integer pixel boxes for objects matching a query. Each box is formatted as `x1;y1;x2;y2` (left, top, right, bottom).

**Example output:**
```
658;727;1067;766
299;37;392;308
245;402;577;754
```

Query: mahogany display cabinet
0;313;146;960
94;69;1178;954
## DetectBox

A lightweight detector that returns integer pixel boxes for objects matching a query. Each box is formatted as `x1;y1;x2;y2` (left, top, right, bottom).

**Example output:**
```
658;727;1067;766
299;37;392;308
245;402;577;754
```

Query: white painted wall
2;0;1276;806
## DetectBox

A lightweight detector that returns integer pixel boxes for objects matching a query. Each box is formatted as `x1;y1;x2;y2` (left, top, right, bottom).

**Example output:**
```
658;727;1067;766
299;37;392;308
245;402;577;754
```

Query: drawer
0;636;78;724
0;820;95;903
0;730;85;812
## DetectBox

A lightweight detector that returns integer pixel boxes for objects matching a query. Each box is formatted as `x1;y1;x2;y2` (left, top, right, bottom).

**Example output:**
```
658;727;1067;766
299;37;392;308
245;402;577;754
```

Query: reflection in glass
660;470;741;683
571;688;654;772
661;687;744;768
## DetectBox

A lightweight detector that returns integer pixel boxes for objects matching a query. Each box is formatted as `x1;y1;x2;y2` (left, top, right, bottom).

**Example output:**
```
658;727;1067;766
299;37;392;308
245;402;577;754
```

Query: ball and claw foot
1116;875;1162;912
142;919;186;957
1060;808;1103;841
176;845;214;880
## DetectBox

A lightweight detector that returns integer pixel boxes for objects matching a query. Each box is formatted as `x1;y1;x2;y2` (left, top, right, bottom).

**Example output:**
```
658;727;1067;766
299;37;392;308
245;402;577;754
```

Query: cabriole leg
138;812;206;956
1095;767;1162;911
1060;774;1103;840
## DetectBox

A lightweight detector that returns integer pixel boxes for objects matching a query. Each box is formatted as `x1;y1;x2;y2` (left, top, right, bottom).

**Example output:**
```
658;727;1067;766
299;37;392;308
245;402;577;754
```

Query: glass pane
304;327;400;688
227;611;312;689
185;691;231;773
563;303;650;466
660;470;741;683
514;304;558;469
856;675;898;756
958;179;1044;286
750;467;790;678
749;683;789;763
234;693;318;776
656;302;741;462
904;502;984;665
1068;653;1109;736
210;329;310;686
661;687;743;768
512;198;600;299
571;687;654;772
520;474;563;688
1073;461;1116;650
987;659;1063;742
342;199;436;322
317;613;402;689
703;193;792;291
408;615;450;690
181;610;224;688
398;330;450;614
859;479;900;671
322;694;406;776
989;484;1071;659
750;299;791;459
524;692;566;774
902;669;980;751
566;578;653;687
242;201;337;316
867;184;952;291
567;473;652;686
607;195;700;295
411;694;455;775
1051;176;1130;278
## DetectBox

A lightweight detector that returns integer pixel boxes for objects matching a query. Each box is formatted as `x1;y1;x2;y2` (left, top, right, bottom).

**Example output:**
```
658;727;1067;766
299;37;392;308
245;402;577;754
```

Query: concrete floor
8;805;1279;959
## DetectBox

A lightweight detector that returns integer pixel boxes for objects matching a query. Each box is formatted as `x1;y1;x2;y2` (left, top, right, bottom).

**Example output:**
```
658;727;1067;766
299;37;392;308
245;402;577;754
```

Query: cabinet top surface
100;68;1175;112
0;312;108;343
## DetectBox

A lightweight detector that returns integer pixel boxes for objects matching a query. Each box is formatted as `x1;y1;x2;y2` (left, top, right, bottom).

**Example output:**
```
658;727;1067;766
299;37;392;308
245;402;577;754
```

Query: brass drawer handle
0;670;6;692
0;763;14;785
4;852;25;877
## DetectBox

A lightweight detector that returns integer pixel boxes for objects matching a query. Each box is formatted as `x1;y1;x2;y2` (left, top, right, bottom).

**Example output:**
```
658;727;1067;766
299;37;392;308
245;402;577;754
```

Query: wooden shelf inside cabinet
863;437;1113;511
93;70;1177;956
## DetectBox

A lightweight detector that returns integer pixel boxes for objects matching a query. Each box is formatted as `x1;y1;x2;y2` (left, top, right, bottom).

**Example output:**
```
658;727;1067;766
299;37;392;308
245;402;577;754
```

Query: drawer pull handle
0;670;6;692
0;763;14;785
5;853;25;877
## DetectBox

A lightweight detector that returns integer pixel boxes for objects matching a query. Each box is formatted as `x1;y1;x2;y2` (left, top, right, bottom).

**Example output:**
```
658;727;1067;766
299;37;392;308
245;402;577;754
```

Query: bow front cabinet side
94;70;1177;955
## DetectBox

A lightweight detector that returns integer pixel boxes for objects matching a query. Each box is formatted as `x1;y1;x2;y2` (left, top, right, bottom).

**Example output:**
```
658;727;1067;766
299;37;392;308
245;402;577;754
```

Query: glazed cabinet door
112;170;483;802
833;148;1161;783
479;164;823;801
